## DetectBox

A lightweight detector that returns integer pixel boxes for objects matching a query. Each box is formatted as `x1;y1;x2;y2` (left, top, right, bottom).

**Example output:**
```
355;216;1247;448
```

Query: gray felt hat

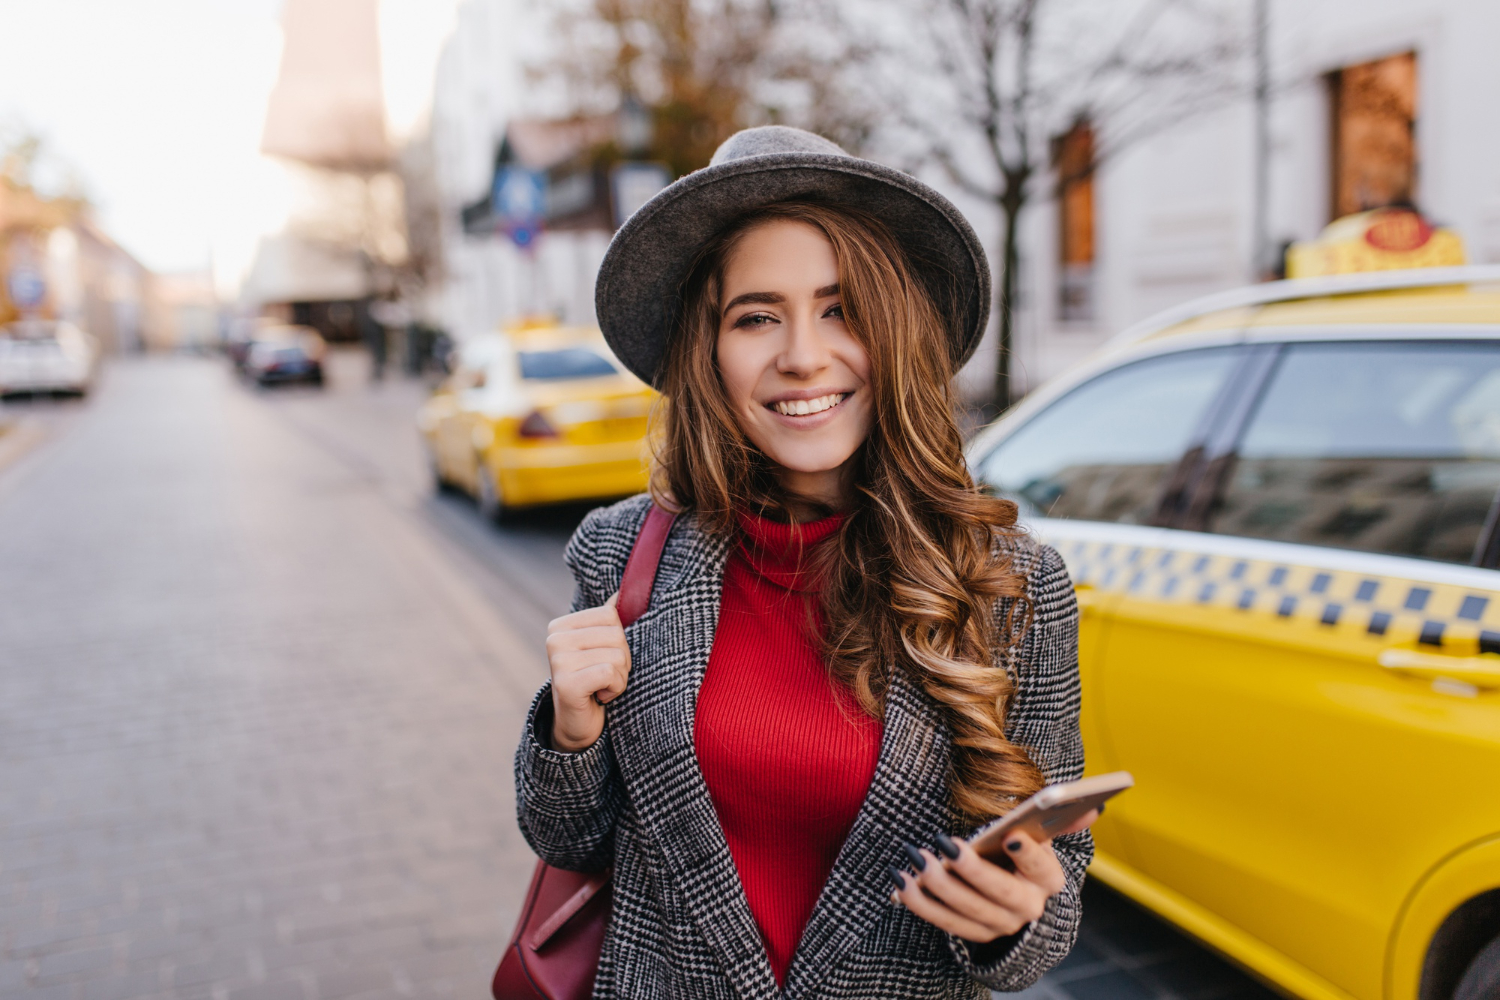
595;126;991;387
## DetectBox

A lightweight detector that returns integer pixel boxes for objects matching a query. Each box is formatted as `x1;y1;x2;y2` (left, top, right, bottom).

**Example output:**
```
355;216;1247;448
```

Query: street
1;353;549;1000
0;353;1280;1000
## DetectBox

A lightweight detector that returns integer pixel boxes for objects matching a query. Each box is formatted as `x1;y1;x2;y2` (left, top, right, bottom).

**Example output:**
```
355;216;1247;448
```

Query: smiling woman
710;216;874;509
513;127;1093;1000
655;198;1054;819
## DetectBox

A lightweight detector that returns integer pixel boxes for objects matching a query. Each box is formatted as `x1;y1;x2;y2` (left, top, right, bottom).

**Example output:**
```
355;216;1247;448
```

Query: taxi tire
1454;934;1500;1000
476;459;508;524
427;448;454;495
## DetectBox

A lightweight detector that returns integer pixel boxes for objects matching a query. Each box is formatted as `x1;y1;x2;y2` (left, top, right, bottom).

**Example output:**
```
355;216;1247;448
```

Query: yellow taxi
418;320;655;518
968;245;1500;999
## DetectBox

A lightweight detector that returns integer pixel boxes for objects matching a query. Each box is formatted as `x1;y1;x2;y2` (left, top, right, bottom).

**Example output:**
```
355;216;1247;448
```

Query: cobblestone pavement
0;392;89;480
1;356;548;1000
0;352;1283;1000
1015;883;1280;1000
248;352;580;650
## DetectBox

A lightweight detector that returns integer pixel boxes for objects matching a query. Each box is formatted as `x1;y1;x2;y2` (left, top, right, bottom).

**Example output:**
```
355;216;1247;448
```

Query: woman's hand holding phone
546;593;631;752
891;809;1097;943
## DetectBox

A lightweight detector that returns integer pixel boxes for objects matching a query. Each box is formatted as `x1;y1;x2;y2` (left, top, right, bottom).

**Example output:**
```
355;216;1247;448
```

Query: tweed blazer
515;493;1091;999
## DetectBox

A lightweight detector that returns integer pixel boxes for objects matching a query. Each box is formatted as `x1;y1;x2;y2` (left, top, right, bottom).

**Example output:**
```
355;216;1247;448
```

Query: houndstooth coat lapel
528;497;1092;995
524;495;1090;998
608;516;782;999
609;509;962;999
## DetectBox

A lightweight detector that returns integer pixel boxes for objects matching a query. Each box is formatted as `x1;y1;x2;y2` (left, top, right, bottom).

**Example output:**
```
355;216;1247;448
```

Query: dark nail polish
902;842;927;871
1097;803;1106;816
934;832;960;860
887;865;908;890
1006;839;1024;852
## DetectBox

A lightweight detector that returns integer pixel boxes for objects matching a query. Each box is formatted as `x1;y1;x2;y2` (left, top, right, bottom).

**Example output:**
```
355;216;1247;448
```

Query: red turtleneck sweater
694;513;884;986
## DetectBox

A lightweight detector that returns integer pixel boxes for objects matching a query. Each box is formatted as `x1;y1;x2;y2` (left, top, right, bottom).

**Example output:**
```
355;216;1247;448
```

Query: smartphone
968;771;1134;862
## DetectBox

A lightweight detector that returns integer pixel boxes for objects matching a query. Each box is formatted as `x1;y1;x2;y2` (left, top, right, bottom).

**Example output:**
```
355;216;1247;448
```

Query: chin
761;445;860;475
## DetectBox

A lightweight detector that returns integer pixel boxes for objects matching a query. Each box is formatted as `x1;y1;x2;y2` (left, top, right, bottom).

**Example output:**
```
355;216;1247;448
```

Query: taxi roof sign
1286;208;1465;279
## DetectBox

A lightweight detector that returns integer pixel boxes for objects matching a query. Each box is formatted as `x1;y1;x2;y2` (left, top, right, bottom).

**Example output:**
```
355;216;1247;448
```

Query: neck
774;460;855;519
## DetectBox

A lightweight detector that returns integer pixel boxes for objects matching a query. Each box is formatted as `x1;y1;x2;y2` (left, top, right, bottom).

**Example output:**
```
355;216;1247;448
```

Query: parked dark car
242;326;326;386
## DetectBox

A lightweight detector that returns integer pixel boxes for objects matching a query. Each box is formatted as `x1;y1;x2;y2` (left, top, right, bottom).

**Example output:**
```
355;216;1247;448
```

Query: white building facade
424;0;1500;395
427;0;610;342
1000;0;1500;396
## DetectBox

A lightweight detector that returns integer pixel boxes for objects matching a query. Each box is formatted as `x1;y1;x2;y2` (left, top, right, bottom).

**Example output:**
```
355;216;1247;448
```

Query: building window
1055;121;1095;322
1328;51;1417;219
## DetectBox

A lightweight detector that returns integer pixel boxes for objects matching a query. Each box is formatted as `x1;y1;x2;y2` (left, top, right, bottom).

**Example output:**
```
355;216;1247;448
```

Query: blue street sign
7;265;45;309
493;166;546;250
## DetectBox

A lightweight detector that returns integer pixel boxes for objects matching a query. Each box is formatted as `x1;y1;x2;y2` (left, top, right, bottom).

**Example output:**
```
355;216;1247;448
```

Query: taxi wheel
1455;934;1500;1000
426;448;454;495
475;460;509;524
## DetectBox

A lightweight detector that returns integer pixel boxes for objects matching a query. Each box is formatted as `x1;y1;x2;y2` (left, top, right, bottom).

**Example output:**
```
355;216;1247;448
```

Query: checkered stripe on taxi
1050;535;1500;655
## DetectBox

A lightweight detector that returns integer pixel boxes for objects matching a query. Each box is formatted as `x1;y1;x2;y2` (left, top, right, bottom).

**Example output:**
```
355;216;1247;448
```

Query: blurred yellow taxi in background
968;251;1500;1000
417;320;655;518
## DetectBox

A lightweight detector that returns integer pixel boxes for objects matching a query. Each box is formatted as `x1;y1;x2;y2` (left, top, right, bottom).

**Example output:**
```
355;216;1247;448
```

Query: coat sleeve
512;506;632;873
946;543;1094;991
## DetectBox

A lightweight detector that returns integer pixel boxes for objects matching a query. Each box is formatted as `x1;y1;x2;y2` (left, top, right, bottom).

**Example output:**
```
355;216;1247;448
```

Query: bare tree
534;0;877;174
393;132;445;309
847;0;1247;407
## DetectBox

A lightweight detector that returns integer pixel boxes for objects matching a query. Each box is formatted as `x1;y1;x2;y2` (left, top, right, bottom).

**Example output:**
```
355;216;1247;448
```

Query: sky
0;0;460;293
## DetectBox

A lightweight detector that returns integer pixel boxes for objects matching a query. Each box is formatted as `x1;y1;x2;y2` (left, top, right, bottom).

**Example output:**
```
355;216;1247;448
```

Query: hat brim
595;152;991;387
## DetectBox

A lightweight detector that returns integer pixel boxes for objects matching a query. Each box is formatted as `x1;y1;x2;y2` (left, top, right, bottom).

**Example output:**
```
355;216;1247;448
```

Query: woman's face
715;219;874;503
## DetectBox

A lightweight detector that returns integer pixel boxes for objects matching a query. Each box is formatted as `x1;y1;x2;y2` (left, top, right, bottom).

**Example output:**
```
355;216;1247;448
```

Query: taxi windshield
518;348;617;381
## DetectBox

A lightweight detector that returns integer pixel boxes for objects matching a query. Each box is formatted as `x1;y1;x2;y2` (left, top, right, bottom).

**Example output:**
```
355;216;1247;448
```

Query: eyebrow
723;291;784;311
722;283;841;312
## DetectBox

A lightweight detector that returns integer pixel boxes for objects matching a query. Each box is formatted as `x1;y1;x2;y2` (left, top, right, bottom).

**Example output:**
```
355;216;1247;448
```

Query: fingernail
902;843;927;871
934;832;960;860
1097;803;1106;815
1006;839;1023;853
887;865;908;890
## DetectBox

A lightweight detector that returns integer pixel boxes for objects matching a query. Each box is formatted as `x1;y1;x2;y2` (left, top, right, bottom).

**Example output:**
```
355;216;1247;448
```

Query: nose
775;308;832;377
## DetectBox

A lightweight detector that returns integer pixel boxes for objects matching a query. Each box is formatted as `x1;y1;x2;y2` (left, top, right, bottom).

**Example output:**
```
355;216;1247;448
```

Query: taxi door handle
1378;649;1500;691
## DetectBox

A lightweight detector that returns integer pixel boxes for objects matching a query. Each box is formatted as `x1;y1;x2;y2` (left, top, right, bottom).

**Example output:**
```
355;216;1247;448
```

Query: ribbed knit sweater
694;512;884;987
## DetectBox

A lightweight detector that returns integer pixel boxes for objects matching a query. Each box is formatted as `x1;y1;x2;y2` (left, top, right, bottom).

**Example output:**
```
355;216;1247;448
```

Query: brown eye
735;313;775;329
825;304;845;320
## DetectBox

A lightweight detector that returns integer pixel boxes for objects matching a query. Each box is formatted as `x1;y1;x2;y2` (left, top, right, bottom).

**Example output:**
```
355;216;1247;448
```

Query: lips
769;392;848;416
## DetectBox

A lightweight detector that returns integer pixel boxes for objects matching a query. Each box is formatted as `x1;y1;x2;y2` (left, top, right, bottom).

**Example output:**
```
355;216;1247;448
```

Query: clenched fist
545;593;631;752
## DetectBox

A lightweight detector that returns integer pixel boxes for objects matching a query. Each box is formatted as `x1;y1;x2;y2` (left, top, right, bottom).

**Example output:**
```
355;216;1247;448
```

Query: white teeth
772;393;846;416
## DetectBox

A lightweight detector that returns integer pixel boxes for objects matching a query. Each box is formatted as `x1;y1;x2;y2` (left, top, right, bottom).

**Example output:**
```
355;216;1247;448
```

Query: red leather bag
492;505;677;1000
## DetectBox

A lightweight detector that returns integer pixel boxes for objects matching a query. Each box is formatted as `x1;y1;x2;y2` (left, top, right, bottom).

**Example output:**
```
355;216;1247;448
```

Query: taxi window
975;347;1241;523
1211;341;1500;563
519;348;617;381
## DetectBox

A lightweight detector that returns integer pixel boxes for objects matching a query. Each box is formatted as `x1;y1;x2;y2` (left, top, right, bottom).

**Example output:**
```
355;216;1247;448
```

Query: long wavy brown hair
650;200;1045;821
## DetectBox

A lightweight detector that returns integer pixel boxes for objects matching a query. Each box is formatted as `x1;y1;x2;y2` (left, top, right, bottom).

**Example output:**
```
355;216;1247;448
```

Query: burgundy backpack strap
616;504;677;627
